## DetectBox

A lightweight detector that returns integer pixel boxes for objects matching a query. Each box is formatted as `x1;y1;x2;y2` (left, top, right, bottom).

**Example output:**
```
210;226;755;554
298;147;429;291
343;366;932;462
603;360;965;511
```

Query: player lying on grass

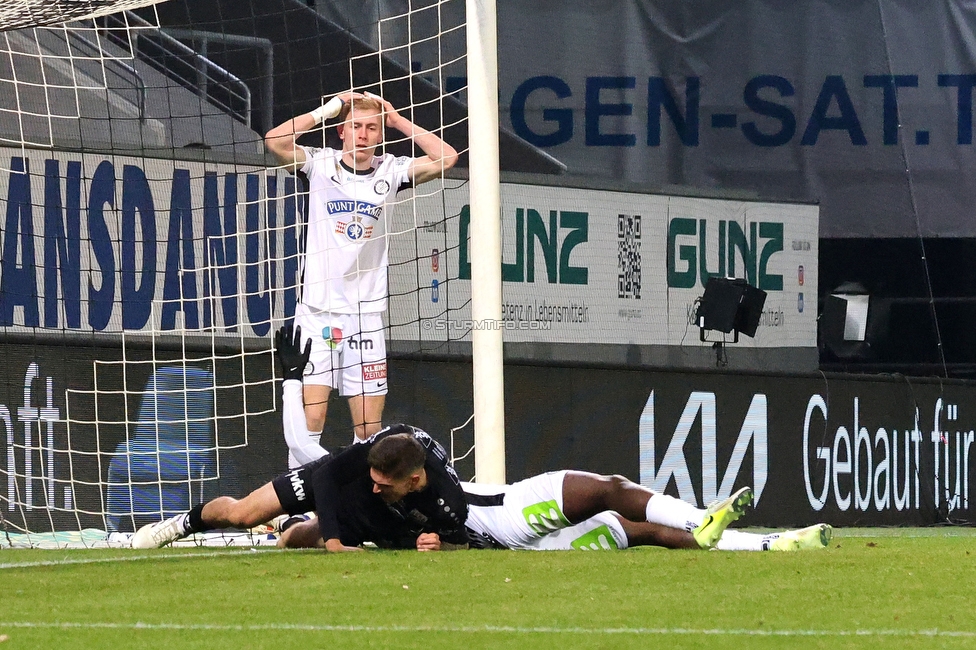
272;325;830;553
132;420;470;551
132;418;754;552
131;325;758;552
282;473;829;552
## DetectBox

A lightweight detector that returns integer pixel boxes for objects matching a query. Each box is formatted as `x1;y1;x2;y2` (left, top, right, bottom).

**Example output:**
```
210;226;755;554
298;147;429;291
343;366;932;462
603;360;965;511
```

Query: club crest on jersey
344;221;366;241
324;326;343;350
373;179;391;195
328;199;382;242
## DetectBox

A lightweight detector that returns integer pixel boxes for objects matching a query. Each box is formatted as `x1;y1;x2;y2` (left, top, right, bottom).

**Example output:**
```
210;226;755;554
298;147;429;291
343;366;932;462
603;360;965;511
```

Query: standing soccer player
265;91;457;461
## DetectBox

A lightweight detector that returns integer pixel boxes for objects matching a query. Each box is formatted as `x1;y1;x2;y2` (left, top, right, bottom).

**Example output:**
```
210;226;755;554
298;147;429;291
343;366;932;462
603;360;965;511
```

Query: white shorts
294;305;388;396
531;511;628;551
462;471;626;551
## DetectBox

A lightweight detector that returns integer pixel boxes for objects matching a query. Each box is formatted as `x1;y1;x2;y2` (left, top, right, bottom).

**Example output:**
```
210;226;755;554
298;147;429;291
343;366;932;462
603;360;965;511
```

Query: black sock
186;503;207;533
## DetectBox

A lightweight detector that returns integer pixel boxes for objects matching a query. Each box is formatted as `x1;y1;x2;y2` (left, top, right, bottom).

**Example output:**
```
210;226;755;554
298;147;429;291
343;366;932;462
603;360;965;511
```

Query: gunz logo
638;390;768;507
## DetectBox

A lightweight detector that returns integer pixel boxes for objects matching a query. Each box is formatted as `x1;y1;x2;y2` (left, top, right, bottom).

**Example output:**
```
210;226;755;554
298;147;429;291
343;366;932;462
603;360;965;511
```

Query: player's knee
226;501;263;528
304;408;327;432
606;474;633;497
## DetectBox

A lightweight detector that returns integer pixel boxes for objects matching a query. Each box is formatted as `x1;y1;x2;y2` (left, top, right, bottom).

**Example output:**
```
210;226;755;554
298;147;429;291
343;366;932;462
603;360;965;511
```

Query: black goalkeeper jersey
309;424;468;548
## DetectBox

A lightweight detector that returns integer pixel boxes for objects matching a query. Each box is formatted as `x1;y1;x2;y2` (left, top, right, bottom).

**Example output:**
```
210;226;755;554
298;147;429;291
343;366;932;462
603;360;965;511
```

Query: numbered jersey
298;146;412;314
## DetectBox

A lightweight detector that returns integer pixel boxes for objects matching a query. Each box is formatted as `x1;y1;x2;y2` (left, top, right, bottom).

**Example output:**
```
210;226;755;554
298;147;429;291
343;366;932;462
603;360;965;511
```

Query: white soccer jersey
298;146;412;314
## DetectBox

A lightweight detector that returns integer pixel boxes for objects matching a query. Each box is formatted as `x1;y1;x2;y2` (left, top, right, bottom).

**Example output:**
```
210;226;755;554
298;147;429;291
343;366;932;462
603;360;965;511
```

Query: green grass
1;528;974;649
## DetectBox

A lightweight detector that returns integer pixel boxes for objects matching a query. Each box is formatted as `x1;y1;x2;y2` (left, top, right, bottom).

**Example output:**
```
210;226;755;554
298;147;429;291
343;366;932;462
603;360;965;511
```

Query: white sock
715;530;781;552
644;494;705;533
308;430;322;448
352;433;368;444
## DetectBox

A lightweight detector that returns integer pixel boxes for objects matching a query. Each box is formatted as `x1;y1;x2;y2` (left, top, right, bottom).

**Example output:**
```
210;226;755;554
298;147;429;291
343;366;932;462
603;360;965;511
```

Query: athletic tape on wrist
309;96;344;124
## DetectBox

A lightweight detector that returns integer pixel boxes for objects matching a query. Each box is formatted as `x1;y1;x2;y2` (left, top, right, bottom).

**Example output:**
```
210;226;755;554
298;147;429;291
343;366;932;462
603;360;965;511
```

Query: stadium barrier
3;341;974;532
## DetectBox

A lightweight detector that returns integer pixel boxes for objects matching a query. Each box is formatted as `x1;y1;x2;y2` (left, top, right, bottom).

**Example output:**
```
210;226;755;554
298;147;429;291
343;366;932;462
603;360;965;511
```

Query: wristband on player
308;95;344;124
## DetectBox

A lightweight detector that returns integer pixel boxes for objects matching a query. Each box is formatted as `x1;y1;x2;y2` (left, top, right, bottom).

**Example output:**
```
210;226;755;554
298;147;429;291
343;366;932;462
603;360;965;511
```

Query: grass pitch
1;528;974;649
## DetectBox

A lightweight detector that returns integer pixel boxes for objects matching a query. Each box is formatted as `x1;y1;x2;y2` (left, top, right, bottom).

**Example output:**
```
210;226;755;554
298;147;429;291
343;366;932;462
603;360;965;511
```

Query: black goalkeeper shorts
271;455;330;515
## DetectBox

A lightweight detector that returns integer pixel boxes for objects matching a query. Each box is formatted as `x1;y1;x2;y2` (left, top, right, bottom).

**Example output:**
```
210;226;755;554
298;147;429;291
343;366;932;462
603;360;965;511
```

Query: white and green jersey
297;146;412;314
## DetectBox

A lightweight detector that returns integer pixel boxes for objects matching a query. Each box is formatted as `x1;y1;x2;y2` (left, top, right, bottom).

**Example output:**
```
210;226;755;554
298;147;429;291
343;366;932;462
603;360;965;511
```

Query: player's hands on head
416;532;442;552
311;91;367;123
275;324;311;381
324;538;365;553
341;90;366;101
363;92;404;130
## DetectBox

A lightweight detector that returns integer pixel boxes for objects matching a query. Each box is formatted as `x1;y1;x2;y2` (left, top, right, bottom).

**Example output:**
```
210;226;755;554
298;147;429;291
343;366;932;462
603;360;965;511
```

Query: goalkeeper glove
275;324;312;381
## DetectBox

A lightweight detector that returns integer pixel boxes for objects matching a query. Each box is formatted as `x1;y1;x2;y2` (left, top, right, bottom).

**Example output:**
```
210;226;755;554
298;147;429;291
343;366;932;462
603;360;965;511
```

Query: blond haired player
265;92;457;463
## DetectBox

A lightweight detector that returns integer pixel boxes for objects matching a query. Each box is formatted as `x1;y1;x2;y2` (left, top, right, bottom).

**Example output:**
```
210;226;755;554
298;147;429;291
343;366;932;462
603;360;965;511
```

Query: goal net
0;0;482;548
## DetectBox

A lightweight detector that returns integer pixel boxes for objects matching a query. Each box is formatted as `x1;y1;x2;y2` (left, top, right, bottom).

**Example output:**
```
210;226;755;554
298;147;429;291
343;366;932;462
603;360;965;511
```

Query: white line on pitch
0;549;262;570
0;622;974;637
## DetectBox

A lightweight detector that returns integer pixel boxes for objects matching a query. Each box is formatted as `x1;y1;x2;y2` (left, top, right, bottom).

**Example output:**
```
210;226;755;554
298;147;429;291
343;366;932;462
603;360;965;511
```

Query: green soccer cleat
770;523;832;551
693;486;754;549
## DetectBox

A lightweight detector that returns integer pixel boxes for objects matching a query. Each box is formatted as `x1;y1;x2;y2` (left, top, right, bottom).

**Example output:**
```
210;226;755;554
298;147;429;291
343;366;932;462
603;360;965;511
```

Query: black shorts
271;455;331;515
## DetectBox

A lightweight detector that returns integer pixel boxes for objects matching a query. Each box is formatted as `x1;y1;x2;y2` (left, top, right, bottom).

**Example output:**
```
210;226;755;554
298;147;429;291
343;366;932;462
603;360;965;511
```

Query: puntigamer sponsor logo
666;216;784;290
803;395;975;513
326;199;382;219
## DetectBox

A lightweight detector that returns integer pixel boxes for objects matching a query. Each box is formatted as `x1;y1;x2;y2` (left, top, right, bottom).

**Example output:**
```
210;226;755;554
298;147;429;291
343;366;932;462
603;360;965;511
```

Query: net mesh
0;0;474;546
0;0;162;33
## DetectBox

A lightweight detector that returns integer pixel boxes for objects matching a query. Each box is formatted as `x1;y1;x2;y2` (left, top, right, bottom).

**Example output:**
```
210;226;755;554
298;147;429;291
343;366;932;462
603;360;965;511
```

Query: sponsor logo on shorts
363;362;387;381
324;327;343;350
348;337;374;351
569;525;620;551
523;500;570;535
288;470;306;502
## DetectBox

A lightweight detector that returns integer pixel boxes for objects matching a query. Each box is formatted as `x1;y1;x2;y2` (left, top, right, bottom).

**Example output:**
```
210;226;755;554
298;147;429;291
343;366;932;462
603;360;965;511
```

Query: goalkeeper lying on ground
132;326;829;553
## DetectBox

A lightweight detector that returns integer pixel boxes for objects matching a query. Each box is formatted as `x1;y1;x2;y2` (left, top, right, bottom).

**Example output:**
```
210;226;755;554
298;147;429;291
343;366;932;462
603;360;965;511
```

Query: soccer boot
693;486;754;549
131;514;189;549
770;523;832;551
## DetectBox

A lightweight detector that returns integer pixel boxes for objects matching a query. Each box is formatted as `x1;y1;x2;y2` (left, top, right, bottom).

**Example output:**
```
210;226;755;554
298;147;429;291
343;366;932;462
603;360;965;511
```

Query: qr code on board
617;214;641;299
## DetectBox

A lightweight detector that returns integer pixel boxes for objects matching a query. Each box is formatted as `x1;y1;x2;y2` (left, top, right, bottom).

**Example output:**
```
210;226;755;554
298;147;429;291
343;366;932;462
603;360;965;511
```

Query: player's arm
275;325;329;465
323;538;364;553
308;444;372;551
264;92;359;173
277;516;363;552
367;93;459;185
264;113;312;172
421;446;471;547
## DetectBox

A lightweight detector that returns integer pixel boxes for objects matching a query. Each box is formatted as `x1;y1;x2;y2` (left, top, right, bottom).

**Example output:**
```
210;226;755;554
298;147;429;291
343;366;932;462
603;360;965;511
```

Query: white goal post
465;0;505;484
